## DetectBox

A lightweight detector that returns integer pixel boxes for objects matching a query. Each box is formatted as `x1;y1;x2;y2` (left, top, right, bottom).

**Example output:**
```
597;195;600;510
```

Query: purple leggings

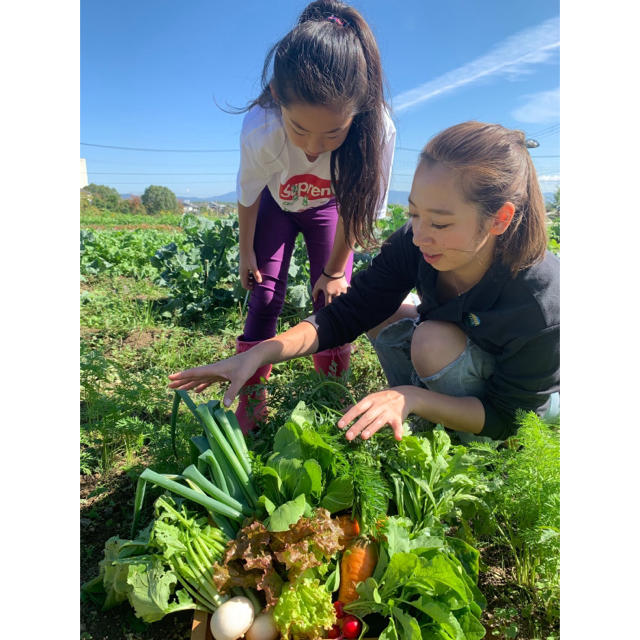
242;188;354;341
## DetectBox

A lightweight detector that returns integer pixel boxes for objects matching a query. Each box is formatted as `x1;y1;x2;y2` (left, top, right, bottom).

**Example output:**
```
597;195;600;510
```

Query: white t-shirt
236;104;396;215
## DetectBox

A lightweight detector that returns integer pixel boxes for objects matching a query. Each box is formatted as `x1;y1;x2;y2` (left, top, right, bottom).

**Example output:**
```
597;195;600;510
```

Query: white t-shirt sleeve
376;111;396;218
236;107;287;207
236;132;270;207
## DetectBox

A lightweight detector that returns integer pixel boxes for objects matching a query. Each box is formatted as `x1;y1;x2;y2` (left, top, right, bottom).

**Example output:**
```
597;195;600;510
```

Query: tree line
81;184;179;215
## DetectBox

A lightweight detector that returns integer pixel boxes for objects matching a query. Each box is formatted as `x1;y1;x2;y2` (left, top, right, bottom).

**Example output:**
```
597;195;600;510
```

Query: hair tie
326;15;346;27
322;268;345;280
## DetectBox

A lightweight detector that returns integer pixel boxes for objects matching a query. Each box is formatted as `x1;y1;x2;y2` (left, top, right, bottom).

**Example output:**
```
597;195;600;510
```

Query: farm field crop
80;206;560;640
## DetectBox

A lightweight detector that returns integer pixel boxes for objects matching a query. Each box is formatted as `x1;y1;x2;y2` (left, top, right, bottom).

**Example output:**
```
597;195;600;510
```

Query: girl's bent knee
367;303;419;340
410;321;467;378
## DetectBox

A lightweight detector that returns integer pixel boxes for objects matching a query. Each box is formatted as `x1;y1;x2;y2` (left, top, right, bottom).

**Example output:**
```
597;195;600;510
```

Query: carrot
335;515;360;547
337;538;378;604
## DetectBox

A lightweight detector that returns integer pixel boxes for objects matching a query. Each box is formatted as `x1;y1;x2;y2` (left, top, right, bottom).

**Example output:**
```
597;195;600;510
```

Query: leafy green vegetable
99;526;153;609
150;214;315;320
266;494;309;532
382;428;491;533
255;401;393;532
344;515;486;639
126;555;194;623
212;508;345;607
82;496;229;622
320;476;354;513
272;575;336;640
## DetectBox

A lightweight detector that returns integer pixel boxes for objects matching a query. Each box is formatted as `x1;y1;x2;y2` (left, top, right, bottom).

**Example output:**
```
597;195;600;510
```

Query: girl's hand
239;249;262;290
312;273;349;305
337;386;418;441
168;351;260;408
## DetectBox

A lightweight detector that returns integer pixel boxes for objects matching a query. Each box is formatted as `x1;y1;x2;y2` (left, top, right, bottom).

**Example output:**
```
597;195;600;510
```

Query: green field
80;205;559;640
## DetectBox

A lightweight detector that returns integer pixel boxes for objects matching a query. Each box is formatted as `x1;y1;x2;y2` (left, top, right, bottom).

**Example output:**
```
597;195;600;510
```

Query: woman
169;121;559;442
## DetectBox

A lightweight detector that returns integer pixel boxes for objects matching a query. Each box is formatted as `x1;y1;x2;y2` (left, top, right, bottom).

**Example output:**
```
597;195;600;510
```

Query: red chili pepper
342;615;362;639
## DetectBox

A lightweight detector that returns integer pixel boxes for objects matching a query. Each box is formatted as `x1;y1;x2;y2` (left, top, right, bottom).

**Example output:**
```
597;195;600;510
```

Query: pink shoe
235;337;273;434
312;343;352;377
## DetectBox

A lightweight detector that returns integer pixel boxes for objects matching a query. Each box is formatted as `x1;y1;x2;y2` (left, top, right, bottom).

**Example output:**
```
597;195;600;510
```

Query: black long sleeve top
308;222;560;440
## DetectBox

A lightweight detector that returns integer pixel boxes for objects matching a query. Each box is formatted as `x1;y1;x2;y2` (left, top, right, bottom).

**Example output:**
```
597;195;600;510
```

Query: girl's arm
168;320;320;407
312;216;353;304
337;386;485;441
238;197;262;289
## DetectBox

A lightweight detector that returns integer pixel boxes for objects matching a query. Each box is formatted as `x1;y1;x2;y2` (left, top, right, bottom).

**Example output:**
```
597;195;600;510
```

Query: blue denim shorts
369;317;559;442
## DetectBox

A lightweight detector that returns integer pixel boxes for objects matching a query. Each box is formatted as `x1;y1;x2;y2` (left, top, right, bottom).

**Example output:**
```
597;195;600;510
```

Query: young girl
231;0;395;432
170;121;559;443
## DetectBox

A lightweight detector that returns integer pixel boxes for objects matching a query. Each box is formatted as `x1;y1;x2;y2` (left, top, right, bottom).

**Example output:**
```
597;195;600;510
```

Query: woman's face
280;102;354;162
408;161;497;281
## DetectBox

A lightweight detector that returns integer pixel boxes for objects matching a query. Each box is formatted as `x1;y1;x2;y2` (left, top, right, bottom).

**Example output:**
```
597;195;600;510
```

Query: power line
528;123;560;137
90;171;237;176
81;142;239;153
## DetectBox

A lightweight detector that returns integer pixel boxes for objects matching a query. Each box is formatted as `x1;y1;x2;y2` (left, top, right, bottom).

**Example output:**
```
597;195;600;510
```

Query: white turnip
245;611;279;640
210;596;255;640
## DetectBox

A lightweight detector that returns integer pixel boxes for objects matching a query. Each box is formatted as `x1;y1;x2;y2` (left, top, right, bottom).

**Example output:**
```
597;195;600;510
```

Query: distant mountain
118;192;238;203
177;191;237;202
121;188;557;207
208;191;237;202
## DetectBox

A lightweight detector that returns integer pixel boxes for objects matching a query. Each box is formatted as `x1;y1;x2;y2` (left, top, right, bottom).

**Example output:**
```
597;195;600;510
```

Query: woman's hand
337;386;419;441
312;273;349;305
168;351;261;407
239;249;262;290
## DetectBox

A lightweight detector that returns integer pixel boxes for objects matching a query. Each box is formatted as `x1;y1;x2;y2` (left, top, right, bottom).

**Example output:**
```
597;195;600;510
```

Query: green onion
176;389;201;421
140;468;245;521
182;464;253;517
182;479;238;538
198;449;229;495
196;405;259;508
170;391;181;461
215;408;252;478
131;475;148;537
202;424;245;504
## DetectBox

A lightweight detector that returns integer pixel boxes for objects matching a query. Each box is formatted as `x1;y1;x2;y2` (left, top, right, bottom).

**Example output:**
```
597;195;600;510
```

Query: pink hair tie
327;15;346;26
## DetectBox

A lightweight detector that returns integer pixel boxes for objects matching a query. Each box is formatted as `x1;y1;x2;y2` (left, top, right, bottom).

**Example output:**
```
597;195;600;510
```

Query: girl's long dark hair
421;121;548;276
241;0;389;248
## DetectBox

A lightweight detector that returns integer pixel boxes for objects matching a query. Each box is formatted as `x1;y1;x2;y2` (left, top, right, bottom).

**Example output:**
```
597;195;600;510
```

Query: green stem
199;449;229;494
197;405;259;508
170;391;182;462
215;407;252;477
172;557;219;611
183;464;253;516
140;468;244;521
185;543;224;607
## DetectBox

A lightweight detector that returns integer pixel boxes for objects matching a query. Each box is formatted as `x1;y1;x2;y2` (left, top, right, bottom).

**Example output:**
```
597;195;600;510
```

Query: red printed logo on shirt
279;174;333;203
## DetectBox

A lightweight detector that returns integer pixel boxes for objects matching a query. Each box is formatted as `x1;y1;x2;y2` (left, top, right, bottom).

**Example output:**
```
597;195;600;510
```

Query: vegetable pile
83;393;491;640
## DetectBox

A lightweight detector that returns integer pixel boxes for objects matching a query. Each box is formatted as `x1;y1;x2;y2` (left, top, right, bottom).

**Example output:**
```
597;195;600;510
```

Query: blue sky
81;0;560;199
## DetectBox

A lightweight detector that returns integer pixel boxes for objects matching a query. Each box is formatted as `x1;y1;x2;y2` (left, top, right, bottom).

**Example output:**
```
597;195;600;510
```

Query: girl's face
280;102;354;162
408;162;498;283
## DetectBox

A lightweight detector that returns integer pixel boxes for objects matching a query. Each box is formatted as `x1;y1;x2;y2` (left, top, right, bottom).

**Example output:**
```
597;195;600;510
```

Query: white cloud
538;174;560;182
393;16;559;112
512;88;560;123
